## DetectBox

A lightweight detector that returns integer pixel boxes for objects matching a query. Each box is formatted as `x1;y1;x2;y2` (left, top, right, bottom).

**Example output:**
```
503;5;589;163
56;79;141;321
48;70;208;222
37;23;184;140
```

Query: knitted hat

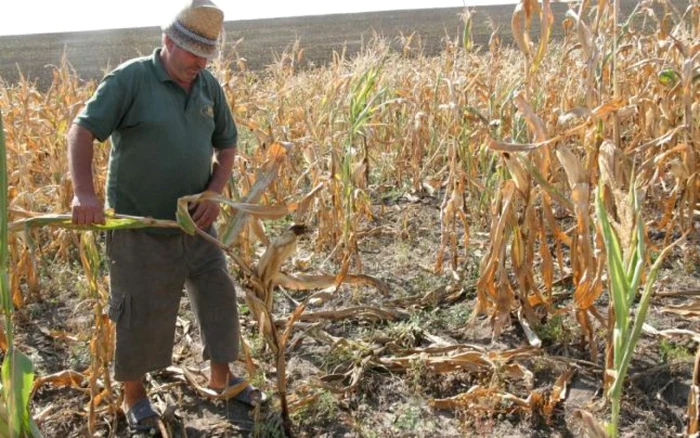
162;0;224;59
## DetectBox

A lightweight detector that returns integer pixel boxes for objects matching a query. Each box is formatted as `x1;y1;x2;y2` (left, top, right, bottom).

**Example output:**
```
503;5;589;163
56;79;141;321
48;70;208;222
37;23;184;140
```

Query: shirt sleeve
74;72;132;143
211;81;237;149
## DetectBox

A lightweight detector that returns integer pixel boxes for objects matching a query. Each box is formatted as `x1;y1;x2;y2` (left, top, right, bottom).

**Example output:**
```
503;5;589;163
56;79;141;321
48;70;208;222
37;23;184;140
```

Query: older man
68;0;261;433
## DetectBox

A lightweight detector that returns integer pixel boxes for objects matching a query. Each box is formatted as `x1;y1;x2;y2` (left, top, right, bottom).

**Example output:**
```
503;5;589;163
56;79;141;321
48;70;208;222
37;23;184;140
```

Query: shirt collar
151;48;171;83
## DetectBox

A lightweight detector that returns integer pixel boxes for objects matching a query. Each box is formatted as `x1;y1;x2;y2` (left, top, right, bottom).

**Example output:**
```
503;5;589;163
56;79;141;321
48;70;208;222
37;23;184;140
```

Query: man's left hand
191;200;220;230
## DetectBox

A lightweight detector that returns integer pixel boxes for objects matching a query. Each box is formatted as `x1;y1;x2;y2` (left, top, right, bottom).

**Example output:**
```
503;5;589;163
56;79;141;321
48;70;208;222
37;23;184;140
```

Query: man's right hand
71;194;106;225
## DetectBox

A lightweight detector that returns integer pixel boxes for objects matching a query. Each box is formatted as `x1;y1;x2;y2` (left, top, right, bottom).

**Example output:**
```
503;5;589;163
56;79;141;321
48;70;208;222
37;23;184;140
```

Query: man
67;0;261;434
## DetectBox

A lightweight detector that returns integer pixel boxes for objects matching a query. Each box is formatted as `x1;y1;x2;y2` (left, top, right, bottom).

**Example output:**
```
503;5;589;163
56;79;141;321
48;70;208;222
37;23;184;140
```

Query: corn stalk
336;62;386;269
595;179;686;438
472;0;558;344
247;225;309;437
0;111;42;437
77;232;115;435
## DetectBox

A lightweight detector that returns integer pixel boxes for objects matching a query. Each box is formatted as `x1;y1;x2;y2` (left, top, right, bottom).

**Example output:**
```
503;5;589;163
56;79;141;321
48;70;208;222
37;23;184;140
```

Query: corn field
1;0;699;437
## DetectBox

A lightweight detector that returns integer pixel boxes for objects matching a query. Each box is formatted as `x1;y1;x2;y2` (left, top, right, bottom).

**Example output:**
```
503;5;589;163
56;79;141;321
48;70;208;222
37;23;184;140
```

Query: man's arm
191;146;236;230
67;123;105;225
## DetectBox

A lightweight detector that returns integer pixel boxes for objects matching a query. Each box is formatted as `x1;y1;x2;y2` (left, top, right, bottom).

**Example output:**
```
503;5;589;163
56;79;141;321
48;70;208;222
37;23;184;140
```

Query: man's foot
125;398;161;436
208;375;266;407
123;380;161;435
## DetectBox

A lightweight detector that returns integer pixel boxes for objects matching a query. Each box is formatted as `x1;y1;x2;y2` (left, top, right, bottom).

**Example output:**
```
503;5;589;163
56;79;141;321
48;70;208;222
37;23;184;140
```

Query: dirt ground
14;187;700;438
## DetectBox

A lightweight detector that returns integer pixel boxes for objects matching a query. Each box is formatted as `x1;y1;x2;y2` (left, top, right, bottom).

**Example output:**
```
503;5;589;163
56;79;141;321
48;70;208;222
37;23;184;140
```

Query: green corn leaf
626;219;645;305
175;200;198;236
595;186;630;329
0;416;9;438
9;214;180;234
0;114;6;282
2;349;35;437
628;189;646;295
462;10;473;51
627;258;644;308
611;233;686;400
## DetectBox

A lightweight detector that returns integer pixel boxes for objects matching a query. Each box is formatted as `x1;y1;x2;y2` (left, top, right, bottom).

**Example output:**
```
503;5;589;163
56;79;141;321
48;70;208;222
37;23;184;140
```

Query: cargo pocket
107;293;123;322
108;292;130;328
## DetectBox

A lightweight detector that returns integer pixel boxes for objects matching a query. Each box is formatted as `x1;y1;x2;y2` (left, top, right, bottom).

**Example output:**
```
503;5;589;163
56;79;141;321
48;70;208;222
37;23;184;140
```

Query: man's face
165;38;208;84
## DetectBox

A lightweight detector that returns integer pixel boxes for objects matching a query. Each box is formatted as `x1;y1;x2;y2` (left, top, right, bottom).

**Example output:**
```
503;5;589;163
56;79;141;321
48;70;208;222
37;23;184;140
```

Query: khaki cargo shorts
106;228;240;381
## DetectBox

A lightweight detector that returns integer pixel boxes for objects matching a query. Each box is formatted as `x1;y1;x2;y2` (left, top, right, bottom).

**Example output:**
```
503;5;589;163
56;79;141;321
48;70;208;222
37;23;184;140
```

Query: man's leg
184;264;240;379
186;264;263;405
107;230;188;417
209;362;235;389
123;380;149;407
183;232;244;388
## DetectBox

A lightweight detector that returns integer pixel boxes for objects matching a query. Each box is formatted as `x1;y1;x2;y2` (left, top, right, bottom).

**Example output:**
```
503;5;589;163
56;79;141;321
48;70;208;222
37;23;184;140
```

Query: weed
239;303;250;316
290;389;338;426
535;314;574;345
658;339;693;363
381;319;422;349
252;412;285;438
395;242;411;265
358;426;380;438
246;332;266;358
322;340;370;371
429;302;472;331
394;404;421;432
407;357;428;393
68;339;91;370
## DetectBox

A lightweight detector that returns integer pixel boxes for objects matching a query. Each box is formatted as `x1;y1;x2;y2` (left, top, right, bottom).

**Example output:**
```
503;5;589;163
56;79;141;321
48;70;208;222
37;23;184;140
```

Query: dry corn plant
3;55;103;317
76;232;116;435
473;0;563;349
3;1;696;332
161;143;389;436
1;106;42;438
469;0;698;366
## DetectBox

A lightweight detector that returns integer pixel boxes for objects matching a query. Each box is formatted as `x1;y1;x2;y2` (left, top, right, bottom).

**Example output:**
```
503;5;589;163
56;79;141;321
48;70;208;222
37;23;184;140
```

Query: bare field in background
0;2;652;89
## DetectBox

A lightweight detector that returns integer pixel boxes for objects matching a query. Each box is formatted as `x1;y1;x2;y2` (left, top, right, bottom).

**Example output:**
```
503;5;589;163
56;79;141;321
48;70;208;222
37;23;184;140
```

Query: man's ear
163;34;174;50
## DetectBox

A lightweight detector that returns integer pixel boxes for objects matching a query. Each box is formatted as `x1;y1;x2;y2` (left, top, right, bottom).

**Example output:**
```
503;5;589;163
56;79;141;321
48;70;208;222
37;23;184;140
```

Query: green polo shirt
75;48;237;230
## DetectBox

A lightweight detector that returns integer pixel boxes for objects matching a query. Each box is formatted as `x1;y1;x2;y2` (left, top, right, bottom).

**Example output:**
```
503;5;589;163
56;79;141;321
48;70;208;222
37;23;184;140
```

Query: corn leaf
1;349;34;437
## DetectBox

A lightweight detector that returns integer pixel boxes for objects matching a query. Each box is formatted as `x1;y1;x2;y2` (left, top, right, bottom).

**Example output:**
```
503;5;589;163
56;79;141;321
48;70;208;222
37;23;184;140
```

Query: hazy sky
0;0;518;36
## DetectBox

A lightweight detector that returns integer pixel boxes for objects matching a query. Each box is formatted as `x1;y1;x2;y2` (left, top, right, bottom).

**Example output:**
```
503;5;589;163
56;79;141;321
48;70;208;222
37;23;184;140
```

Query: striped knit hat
162;0;224;59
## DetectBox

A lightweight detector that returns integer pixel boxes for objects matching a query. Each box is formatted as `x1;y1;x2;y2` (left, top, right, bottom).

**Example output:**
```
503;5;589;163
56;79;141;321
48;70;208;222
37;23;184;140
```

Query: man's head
162;0;224;60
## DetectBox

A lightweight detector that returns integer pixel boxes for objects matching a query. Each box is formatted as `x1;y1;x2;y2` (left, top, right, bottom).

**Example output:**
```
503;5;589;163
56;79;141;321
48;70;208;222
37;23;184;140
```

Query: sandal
210;376;268;408
125;398;161;436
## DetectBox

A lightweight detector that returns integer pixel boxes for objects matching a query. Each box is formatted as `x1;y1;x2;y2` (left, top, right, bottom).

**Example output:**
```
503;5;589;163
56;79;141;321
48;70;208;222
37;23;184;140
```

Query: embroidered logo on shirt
201;105;214;118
